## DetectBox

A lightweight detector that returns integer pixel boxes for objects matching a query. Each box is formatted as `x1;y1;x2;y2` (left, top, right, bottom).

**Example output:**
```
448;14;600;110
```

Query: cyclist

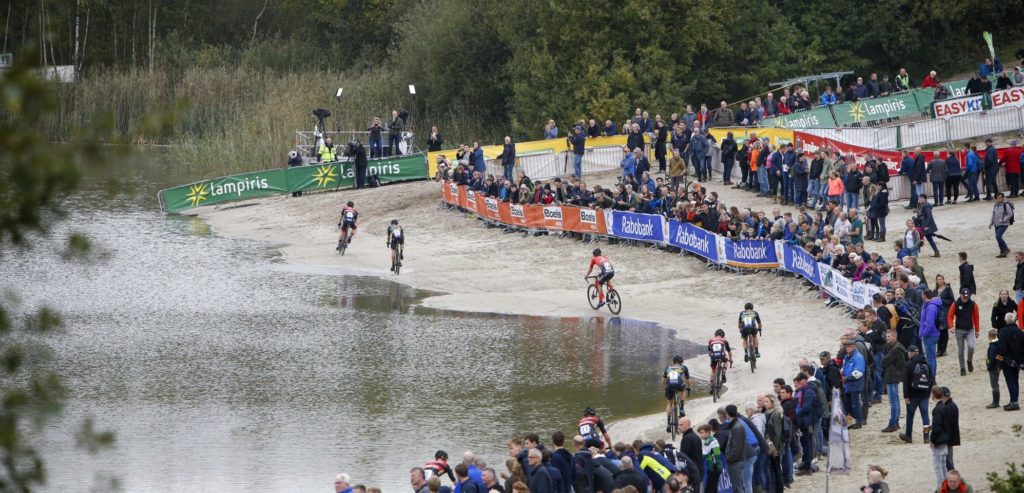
738;302;763;361
578;407;612;450
337;201;358;250
708;329;733;385
386;219;404;271
586;248;615;308
662;355;691;432
423;449;456;483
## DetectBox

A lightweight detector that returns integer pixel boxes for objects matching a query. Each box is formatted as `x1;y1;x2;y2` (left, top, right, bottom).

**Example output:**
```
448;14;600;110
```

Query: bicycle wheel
606;289;621;315
669;399;679;440
394;260;401;275
587;285;600;309
747;337;757;373
712;367;721;402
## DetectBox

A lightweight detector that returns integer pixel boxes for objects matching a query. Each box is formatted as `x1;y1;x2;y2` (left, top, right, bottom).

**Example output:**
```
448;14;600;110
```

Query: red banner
793;131;902;175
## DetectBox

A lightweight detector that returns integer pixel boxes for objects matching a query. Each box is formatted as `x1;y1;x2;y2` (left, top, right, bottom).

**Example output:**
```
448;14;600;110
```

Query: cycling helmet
347;201;354;207
435;450;448;460
391;219;399;225
583;407;597;416
744;302;754;310
714;329;725;337
672;355;683;364
592;248;602;256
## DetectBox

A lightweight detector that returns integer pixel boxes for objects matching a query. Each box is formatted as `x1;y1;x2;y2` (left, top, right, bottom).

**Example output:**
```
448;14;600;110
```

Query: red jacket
1005;146;1022;174
923;74;937;88
937;479;971;493
947;302;980;335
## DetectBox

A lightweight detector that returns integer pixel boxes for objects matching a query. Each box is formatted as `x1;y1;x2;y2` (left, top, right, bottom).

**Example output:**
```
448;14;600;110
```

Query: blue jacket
545;126;559;139
855;84;869;99
900;156;914;176
603;123;617;136
945;155;962;176
689;134;708;158
795;384;821;427
570;133;586;155
620;153;636;178
985;146;999;172
637;444;676;491
820;92;836;105
471;148;486;172
966;151;980;174
551;449;573;493
841;349;866;392
919;297;942;338
783;150;797;170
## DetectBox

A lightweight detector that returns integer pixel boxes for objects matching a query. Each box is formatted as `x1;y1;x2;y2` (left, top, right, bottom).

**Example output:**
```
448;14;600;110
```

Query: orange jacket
749;148;760;171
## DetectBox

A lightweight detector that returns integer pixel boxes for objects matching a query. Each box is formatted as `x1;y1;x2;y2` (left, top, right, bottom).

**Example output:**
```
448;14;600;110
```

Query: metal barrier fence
485;145;627;181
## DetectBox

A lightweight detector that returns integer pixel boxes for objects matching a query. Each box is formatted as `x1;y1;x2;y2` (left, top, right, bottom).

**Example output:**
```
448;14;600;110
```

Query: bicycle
390;243;403;275
711;364;724;402
337;227;353;256
668;389;685;440
745;333;757;373
585;276;621;315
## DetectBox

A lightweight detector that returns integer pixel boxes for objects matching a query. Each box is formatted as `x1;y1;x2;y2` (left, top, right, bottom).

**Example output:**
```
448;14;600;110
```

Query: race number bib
345;211;355;220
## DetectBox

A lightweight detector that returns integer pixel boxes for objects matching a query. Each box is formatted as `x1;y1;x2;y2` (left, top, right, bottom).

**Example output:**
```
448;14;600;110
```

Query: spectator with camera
388;110;404;156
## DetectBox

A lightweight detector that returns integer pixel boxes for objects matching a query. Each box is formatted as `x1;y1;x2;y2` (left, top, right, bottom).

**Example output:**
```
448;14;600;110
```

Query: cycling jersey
424;459;455;482
738;310;761;335
663;365;689;387
578;415;607;447
340;206;358;228
590;256;614;275
387;225;404;245
708;337;732;362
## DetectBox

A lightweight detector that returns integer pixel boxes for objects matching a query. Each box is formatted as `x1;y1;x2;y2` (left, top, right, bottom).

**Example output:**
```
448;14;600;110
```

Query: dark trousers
932;181;945;205
945;176;961;201
938;325;949;354
723;156;734;183
909;182;919;207
985;169;999;198
799;424;814;469
1009;173;1020;197
355;163;367;188
1004;365;1020;404
768;171;780;196
705;469;721;493
388;134;402;156
740;162;749;186
924;233;940;254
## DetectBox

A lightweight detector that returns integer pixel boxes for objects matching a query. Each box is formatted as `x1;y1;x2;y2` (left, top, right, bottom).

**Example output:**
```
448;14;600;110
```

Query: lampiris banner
831;92;924;126
160;154;428;213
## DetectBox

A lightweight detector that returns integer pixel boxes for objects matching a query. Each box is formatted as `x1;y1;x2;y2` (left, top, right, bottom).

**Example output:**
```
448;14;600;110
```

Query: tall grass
34;67;503;179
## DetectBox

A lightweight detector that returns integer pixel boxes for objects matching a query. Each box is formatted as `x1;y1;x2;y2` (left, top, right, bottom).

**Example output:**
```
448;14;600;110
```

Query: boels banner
160;154;428;213
442;183;607;235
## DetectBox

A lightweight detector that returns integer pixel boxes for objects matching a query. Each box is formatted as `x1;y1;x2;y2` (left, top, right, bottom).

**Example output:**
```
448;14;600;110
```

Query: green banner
761;106;837;129
831;91;923;126
160;154;428;213
161;169;290;213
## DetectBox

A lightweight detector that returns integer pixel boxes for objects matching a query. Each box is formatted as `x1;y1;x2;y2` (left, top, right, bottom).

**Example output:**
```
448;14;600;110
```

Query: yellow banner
709;127;794;148
425;135;632;177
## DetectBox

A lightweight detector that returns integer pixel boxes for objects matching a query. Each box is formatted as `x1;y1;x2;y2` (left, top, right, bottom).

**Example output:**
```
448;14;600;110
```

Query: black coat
868;188;890;218
992;300;1018;329
959;263;977;295
903;354;933;399
678;430;703;482
528;463;555;493
571;451;595;493
882;341;906;384
997;323;1024;365
612;468;647;493
930;399;960;447
1015;261;1024;291
917;203;938;235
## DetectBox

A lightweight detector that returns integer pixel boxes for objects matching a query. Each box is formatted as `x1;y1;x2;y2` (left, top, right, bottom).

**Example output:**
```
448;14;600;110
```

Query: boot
986;392;1000;409
899;432;912;443
923;426;931;443
877;233;886;243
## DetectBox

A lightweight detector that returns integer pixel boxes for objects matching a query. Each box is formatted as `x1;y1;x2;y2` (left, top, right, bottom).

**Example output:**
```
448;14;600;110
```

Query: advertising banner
563;207;607;235
820;264;852;302
721;239;779;268
762;106;838;129
933;94;987;118
363;154;429;184
667;220;719;262
481;196;501;221
607;211;666;244
991;87;1024;109
443;181;458;205
779;242;821;285
831;92;923;126
457;186;468;210
709;127;795;148
160;169;290;213
464;189;479;213
502;203;528;227
287;162;350;192
541;206;565;231
793;131;902;175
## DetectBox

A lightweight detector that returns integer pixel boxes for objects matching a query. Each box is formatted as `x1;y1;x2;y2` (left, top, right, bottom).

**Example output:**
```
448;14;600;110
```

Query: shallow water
0;160;701;492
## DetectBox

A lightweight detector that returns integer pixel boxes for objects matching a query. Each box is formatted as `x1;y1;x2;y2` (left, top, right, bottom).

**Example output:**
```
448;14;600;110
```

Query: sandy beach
196;172;1023;492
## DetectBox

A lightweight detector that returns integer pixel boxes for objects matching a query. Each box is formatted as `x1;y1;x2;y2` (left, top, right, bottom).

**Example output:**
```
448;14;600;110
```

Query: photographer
388;110;404;156
345;140;369;189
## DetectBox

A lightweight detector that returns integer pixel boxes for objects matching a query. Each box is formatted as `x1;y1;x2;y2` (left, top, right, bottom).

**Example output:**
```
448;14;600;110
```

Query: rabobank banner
721;239;779;268
779;242;821;285
608;211;666;244
668;220;719;262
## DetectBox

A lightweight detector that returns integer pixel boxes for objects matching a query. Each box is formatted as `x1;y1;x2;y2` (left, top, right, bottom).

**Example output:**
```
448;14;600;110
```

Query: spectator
681;104;696;130
653;119;669;174
735;102;751;126
602;120;618;136
899;345;933;443
427;125;444;152
777;96;791;115
335;473;353;493
992;289;1017;331
928;154;947;206
868;73;881;98
713;100;734;127
938;470;974;493
544;120;558;140
947;288;980;376
696;104;711;129
471;142;486;176
569;126;586;178
966;72;984;95
721;132;737;186
980;57;997;77
497;137;516;181
819;86;836;105
841;339;867;428
525;449;553;493
1012;66;1024;87
612;456;646;492
963;144;982;201
922;70;938;88
983;138;999;200
895;68;912;91
879;75;892;96
916;194;940;257
689;130;709;182
920;289;942;375
944;152;962;204
911;148;928;209
793;373;820;476
929;387;960;489
388;109;404;156
990;193;1015;257
368;117;385;157
639;111;654;137
881;330;906;433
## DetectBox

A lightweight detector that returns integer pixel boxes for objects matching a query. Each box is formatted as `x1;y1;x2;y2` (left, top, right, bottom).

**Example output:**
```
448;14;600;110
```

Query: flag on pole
827;388;852;476
983;32;996;61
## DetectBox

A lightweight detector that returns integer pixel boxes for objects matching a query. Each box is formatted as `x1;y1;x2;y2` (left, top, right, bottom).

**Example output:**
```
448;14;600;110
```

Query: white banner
933;94;986;118
991;87;1024;110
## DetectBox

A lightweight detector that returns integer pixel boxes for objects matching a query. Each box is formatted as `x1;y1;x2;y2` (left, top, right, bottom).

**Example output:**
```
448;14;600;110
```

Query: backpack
910;362;932;391
367;174;382;188
1004;202;1015;225
811;379;829;416
882;304;900;331
780;412;793;444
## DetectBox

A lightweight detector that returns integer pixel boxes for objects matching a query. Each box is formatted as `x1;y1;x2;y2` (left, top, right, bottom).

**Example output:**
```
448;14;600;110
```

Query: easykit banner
761;106;838;129
720;239;779;268
667;220;719;262
160;169;290;213
991;87;1024;110
607;211;666;244
831;92;923;126
779;242;821;285
933;93;987;118
793;131;902;175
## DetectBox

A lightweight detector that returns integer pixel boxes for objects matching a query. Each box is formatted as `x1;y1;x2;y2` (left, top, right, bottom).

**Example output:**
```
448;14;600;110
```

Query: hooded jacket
919;297;943;338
